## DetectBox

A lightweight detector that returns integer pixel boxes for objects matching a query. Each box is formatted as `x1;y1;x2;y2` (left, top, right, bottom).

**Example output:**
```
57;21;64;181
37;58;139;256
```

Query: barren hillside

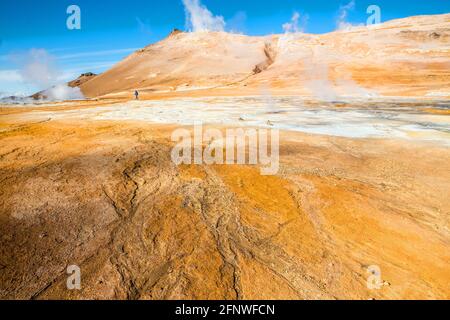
80;14;450;99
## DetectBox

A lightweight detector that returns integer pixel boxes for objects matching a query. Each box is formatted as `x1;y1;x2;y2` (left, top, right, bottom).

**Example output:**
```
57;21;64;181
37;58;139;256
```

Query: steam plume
182;0;225;32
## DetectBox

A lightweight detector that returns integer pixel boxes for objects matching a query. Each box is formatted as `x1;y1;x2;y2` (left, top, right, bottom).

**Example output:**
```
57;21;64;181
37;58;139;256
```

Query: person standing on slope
134;90;139;100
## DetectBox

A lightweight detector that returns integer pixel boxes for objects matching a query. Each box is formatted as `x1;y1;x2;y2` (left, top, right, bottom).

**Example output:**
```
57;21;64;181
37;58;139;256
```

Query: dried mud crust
0;120;449;300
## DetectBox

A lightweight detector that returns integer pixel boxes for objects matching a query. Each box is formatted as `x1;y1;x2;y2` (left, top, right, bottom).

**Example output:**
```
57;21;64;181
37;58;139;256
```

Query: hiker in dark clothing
134;90;139;100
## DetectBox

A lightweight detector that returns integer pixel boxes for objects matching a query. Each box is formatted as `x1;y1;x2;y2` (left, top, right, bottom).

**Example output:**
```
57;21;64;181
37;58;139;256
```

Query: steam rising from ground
304;62;337;101
302;44;377;101
336;0;363;31
11;49;84;101
182;0;225;32
44;84;84;101
304;61;378;100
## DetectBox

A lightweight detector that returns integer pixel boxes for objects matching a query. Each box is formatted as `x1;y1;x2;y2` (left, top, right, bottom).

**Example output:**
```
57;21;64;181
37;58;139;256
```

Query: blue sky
0;0;449;96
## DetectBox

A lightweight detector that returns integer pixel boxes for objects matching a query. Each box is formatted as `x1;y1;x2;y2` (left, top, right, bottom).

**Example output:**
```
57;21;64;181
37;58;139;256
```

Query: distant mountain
79;14;450;99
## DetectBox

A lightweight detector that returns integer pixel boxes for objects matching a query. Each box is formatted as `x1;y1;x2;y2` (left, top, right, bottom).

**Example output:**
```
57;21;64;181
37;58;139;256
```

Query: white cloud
182;0;225;32
0;69;23;82
0;69;35;97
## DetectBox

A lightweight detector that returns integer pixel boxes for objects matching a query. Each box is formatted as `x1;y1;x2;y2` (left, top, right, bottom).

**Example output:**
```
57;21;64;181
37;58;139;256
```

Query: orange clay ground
0;109;448;300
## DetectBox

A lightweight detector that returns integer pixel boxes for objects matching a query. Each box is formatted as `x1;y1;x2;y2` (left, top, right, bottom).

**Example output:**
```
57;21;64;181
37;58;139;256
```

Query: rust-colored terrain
0;114;448;299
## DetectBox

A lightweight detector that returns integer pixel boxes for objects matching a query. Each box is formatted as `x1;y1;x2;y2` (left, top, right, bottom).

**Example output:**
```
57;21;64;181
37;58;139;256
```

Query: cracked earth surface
0;120;449;299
